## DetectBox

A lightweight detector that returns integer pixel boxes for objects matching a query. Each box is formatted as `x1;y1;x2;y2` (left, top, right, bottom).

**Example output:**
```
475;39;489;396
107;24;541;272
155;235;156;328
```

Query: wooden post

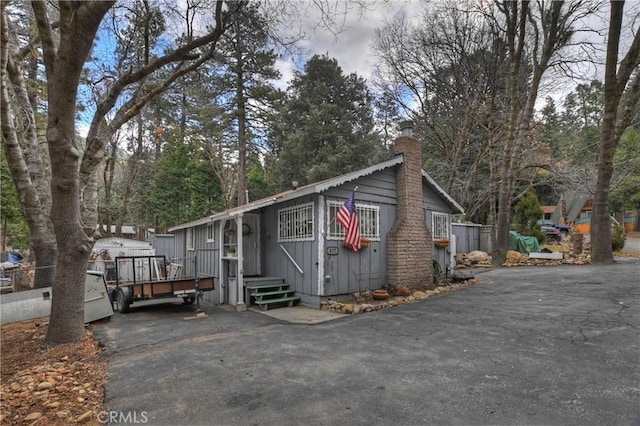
572;233;583;256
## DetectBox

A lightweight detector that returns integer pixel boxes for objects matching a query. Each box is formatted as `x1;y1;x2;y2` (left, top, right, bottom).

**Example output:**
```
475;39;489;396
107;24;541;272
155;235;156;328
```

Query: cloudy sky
269;0;635;97
273;0;423;88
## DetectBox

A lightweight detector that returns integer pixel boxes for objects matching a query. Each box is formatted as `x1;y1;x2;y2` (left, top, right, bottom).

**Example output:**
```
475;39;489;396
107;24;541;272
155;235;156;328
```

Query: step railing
279;245;304;275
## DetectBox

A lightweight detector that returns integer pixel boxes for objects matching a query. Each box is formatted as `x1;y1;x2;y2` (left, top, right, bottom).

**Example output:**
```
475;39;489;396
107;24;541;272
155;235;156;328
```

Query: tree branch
31;0;56;81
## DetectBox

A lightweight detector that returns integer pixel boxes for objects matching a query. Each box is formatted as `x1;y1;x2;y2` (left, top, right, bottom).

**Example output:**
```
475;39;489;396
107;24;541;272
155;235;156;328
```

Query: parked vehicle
538;219;571;233
0;253;24;290
541;225;562;242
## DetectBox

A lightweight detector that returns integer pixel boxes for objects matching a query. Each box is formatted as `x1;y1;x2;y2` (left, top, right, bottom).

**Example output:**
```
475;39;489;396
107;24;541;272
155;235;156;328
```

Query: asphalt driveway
96;258;640;426
625;237;640;253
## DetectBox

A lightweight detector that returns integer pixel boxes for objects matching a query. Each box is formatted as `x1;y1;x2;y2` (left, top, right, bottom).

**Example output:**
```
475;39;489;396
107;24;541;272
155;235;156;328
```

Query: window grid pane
187;228;195;250
327;200;380;241
278;203;314;242
206;224;215;242
431;212;449;240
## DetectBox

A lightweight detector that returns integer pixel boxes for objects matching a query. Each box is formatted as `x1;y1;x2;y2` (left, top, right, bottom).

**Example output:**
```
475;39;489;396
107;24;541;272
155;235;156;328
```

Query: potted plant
435;239;450;248
342;237;371;251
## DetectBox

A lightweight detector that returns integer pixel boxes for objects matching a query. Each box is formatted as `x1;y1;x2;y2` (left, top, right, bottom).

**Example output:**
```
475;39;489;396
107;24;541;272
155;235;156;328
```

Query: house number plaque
327;247;339;256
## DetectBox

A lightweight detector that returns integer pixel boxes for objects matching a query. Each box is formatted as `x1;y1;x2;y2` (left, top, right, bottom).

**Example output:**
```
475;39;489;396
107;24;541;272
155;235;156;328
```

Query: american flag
337;192;361;252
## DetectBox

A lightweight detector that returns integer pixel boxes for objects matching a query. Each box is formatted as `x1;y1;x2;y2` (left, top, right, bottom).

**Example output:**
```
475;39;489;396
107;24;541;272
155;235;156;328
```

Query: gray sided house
168;131;464;309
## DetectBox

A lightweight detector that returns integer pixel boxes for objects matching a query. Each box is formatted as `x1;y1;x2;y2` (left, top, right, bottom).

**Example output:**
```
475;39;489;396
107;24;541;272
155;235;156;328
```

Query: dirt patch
0;317;108;425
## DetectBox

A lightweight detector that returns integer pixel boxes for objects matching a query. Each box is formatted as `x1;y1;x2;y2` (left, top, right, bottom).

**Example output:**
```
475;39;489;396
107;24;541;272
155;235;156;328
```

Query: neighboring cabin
168;125;464;309
550;196;638;233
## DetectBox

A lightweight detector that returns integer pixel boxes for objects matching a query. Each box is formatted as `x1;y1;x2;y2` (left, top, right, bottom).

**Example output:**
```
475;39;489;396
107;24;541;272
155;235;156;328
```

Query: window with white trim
278;203;314;242
206;223;215;243
327;200;380;240
431;212;450;240
186;227;195;250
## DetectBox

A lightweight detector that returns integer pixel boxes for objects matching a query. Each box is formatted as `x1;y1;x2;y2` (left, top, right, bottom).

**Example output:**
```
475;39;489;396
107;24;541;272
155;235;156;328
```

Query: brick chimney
387;121;433;290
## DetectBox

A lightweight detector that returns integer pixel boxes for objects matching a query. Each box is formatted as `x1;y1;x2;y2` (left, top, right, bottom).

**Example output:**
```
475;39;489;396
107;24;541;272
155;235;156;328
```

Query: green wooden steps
245;278;300;311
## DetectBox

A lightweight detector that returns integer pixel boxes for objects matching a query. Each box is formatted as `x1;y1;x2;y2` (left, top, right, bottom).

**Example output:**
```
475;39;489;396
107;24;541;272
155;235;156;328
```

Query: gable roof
565;196;591;222
421;170;465;214
168;155;464;232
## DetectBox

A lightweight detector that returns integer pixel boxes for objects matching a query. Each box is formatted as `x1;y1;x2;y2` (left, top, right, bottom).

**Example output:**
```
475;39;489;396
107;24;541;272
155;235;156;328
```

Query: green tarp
509;231;540;254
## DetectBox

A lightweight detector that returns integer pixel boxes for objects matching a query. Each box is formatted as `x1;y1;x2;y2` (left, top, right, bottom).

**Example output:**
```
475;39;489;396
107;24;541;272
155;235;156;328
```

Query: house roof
542;205;556;214
565;196;591;222
168;154;464;232
421;170;465;214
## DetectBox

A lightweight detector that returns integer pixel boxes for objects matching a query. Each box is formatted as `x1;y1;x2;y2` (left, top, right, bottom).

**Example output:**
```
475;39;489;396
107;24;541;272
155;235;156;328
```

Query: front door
242;214;260;276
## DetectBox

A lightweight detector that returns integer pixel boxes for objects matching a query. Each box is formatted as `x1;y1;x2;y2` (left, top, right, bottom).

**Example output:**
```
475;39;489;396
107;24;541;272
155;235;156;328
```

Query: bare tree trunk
81;169;100;237
592;1;640;263
236;49;247;206
32;0;114;346
494;0;567;262
103;141;117;238
1;217;5;250
494;0;528;261
116;120;144;237
592;105;617;263
1;3;57;288
207;147;238;210
81;118;114;235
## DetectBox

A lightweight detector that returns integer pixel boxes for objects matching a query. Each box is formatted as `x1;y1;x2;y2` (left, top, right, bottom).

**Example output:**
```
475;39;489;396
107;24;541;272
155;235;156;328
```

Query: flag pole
326;214;337;233
324;187;359;233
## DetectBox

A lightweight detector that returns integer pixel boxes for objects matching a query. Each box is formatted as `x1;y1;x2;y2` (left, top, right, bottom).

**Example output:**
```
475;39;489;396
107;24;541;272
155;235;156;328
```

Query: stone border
320;277;480;315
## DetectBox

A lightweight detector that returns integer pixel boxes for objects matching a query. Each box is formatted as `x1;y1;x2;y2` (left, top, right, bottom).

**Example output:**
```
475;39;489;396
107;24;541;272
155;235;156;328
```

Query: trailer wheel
183;296;196;305
115;288;131;313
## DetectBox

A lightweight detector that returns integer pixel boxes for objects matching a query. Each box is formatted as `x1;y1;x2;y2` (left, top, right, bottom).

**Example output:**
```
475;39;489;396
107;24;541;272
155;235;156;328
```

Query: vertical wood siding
174;231;186;261
152;235;175;259
322;169;397;296
423;182;455;276
422;184;452;211
262;195;318;304
451;223;482;253
171;222;220;303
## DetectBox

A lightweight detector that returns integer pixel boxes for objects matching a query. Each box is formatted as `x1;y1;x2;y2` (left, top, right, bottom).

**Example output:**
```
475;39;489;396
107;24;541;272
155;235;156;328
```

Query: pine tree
271;54;380;189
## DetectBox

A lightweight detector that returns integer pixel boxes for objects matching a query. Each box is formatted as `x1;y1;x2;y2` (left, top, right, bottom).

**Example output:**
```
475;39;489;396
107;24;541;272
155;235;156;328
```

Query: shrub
611;225;627;251
513;190;543;236
433;260;442;285
531;228;546;244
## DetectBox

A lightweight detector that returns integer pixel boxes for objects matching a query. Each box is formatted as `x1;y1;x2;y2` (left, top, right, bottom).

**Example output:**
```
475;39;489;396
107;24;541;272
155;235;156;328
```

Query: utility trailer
110;255;214;313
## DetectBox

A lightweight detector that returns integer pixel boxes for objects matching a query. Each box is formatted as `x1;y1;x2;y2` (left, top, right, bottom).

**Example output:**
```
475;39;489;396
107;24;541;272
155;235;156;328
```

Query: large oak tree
2;0;235;345
32;0;115;345
591;0;640;264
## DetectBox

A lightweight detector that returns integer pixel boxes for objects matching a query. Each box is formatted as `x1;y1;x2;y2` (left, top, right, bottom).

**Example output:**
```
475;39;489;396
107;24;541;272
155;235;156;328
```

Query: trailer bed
110;255;214;313
119;276;214;299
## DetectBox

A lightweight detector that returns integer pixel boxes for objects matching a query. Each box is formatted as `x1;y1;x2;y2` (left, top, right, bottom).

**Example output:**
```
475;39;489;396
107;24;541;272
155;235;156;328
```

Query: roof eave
208;156;405;222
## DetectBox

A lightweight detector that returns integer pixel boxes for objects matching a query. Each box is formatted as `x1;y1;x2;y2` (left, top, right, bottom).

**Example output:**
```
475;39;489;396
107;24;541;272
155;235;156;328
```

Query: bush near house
611;225;627;252
513;190;546;243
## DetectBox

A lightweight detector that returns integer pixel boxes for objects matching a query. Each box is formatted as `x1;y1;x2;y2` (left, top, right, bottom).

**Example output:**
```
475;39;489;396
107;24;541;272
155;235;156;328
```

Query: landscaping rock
467;250;490;263
413;291;428;300
394;284;412;296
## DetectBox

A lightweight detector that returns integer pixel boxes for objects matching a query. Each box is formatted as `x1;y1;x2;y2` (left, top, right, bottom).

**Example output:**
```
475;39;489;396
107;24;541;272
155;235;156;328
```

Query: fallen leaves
1;317;108;425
